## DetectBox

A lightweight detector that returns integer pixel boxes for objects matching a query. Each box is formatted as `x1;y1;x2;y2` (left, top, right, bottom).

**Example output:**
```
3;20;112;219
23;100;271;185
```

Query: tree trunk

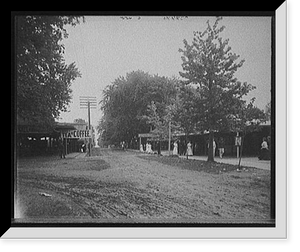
158;140;161;155
207;130;214;162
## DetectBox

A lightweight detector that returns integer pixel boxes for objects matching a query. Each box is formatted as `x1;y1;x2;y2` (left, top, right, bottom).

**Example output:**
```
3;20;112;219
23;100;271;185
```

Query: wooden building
16;118;93;157
137;122;271;158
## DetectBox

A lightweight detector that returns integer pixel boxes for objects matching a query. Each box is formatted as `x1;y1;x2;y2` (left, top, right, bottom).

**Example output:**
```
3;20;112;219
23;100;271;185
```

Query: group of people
173;138;225;158
139;135;271;160
121;141;126;150
57;138;88;159
172;141;193;156
140;142;154;154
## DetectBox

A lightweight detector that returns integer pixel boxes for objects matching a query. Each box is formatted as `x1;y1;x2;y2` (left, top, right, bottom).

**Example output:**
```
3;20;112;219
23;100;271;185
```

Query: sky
58;15;272;129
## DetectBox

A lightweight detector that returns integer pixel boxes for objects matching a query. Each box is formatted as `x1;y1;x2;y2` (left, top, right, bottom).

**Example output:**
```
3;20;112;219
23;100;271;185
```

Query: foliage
179;17;257;161
229;98;267;133
171;84;200;136
264;102;271;121
98;70;178;145
141;101;173;141
16;15;83;127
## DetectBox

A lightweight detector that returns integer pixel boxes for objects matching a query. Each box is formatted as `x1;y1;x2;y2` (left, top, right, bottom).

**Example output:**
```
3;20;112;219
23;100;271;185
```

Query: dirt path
15;148;272;223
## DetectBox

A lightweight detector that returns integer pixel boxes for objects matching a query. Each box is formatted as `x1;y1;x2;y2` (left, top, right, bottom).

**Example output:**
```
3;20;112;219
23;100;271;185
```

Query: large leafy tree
143;84;200;158
16;15;83;128
179;17;256;161
98;70;178;145
172;84;200;137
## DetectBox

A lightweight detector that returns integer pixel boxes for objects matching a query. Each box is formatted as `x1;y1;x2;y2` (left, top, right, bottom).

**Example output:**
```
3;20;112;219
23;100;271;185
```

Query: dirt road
15;148;272;223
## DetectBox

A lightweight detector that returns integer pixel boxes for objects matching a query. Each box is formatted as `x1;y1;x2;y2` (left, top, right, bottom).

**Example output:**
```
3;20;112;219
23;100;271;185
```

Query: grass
138;155;257;174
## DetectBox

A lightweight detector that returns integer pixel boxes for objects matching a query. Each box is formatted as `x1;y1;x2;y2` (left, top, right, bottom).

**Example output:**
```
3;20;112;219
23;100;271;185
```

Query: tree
98;70;178;146
171;84;199;158
179;17;255;162
16;16;83;128
142;101;171;153
264;102;271;121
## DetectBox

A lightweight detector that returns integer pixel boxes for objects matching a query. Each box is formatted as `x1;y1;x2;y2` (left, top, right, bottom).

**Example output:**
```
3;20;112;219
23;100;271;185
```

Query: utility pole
168;120;171;156
236;132;239;159
80;96;97;156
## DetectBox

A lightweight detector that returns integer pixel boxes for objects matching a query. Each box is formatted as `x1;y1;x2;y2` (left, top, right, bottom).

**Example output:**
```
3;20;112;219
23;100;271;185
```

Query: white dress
140;144;144;152
187;143;193;156
173;142;178;155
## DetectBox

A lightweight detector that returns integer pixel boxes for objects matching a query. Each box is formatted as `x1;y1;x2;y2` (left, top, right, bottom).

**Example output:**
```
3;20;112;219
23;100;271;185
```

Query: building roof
54;122;77;131
138;133;159;138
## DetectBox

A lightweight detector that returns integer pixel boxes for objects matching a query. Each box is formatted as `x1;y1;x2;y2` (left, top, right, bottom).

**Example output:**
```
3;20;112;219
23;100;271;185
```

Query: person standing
259;137;269;160
173;141;178;156
179;140;185;156
218;137;225;158
140;143;144;152
58;138;65;159
157;140;161;155
187;141;193;156
146;142;152;154
213;139;216;158
207;139;216;158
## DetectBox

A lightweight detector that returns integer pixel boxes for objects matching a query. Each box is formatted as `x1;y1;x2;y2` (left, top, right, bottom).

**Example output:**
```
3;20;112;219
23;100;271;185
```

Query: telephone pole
168;120;171;156
80;96;97;156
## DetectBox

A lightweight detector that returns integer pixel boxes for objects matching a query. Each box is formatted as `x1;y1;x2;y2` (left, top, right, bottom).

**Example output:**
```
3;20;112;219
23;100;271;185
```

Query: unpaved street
15;148;272;223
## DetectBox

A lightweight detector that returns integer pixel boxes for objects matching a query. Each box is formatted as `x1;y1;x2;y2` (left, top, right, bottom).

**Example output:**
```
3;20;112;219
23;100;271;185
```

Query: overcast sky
58;15;272;128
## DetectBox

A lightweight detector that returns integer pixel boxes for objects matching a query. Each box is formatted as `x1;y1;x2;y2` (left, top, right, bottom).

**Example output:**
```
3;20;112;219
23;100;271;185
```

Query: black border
8;10;279;235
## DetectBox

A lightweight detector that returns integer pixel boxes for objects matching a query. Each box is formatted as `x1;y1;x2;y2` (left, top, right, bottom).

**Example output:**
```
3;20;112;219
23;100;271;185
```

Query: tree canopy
178;17;259;161
98;70;178;145
16;15;83;127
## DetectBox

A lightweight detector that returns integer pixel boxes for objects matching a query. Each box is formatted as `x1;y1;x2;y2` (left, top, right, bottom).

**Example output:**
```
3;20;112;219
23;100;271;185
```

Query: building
16;118;95;157
137;121;271;157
